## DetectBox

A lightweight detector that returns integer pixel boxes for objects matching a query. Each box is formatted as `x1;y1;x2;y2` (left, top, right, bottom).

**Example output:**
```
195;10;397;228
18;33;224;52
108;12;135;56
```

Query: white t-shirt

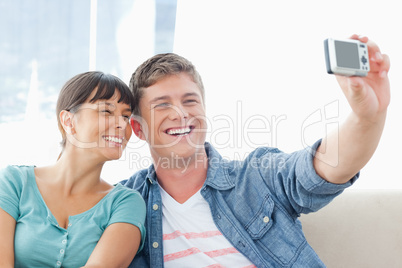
160;186;256;268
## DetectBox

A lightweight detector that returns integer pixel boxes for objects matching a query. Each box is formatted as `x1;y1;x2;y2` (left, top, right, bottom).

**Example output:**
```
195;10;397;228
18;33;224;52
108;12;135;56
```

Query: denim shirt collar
144;142;235;190
145;164;157;185
204;142;235;190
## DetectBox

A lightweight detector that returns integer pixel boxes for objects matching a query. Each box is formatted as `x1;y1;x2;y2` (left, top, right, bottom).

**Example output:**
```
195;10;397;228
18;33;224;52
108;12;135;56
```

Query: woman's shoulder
106;183;145;206
0;165;36;220
111;183;144;199
101;184;146;224
1;164;34;173
0;165;35;185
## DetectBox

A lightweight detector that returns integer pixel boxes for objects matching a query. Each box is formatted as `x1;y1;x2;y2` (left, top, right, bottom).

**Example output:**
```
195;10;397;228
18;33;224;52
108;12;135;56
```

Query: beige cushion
299;189;402;267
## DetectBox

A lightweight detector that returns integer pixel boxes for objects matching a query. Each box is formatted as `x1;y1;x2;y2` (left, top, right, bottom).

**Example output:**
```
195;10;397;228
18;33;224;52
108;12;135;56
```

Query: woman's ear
130;116;146;141
59;110;75;135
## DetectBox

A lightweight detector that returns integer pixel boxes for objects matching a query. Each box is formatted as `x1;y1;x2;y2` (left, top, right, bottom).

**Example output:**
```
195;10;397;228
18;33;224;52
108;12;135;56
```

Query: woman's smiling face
69;89;133;161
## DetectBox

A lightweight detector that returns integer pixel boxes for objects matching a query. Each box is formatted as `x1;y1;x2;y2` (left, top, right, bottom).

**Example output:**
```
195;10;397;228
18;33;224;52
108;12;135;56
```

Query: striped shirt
160;187;256;268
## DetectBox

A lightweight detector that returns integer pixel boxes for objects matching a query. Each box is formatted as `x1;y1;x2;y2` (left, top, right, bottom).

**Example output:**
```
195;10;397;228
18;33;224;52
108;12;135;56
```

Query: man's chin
151;143;205;159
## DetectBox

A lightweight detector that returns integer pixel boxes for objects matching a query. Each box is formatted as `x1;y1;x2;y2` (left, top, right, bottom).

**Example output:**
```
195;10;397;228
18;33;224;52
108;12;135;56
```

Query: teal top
0;165;146;268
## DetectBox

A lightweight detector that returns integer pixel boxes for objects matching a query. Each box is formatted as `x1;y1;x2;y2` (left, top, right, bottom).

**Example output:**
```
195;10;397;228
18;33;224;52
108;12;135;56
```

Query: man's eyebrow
183;92;201;98
149;93;201;103
149;96;170;103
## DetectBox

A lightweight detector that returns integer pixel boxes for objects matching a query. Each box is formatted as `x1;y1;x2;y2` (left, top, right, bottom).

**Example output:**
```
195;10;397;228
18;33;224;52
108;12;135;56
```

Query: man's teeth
104;136;123;144
167;127;191;135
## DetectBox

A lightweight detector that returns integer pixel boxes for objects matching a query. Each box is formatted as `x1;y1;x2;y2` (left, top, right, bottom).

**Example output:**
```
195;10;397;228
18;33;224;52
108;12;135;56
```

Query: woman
0;71;145;267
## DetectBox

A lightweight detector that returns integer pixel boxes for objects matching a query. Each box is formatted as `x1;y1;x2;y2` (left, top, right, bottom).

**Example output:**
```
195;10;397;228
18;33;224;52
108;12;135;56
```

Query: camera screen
335;41;360;69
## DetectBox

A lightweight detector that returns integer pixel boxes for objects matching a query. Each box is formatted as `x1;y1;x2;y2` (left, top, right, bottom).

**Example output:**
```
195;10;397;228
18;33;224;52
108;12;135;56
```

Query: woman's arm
83;222;142;268
0;208;16;268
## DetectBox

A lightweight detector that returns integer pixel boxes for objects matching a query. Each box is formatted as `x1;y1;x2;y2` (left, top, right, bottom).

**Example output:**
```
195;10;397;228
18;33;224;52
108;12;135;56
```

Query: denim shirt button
152;242;159;248
153;204;159;210
263;216;270;223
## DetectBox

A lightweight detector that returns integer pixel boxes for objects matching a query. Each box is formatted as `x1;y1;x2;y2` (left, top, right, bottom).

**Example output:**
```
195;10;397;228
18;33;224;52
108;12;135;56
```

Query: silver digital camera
324;38;370;77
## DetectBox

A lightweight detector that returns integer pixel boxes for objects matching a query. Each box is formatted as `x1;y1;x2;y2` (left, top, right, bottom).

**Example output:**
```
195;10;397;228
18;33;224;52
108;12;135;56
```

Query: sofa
299;189;402;267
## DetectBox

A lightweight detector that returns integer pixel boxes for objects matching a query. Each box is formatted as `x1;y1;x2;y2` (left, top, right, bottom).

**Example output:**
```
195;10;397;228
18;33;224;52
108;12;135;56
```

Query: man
121;35;390;267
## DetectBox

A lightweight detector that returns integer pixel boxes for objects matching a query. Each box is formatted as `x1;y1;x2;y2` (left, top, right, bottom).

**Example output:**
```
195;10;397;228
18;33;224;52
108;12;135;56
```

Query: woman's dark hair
56;71;134;149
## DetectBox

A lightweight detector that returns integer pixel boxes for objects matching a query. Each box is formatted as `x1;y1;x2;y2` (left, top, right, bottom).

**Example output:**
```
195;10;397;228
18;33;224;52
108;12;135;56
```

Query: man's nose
168;104;188;121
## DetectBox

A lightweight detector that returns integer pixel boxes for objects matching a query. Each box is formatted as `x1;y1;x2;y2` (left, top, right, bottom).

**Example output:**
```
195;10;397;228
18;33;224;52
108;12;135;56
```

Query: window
1;0;400;189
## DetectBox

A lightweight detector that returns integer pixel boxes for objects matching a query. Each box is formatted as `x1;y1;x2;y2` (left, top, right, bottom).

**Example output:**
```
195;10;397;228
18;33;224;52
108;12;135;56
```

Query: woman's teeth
104;136;123;144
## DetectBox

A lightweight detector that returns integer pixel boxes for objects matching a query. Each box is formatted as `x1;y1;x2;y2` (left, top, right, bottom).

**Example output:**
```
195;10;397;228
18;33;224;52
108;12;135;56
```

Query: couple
0;35;391;267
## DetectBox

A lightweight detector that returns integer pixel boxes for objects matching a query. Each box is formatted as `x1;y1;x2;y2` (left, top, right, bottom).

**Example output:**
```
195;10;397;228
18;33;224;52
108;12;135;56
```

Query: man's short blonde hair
129;53;205;116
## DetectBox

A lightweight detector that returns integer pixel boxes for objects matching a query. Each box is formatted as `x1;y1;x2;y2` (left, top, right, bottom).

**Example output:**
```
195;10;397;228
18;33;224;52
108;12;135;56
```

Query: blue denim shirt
121;141;358;267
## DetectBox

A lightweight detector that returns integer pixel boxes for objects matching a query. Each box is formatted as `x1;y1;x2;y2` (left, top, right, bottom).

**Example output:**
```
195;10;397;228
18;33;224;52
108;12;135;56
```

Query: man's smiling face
134;73;207;161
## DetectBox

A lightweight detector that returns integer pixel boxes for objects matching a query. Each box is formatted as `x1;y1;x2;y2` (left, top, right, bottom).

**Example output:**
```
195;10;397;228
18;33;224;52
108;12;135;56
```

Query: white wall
2;0;400;189
169;0;402;189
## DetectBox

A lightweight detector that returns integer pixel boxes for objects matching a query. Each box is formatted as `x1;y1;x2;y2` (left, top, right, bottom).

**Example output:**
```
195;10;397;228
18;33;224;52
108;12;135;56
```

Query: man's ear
59;110;75;134
130;116;146;141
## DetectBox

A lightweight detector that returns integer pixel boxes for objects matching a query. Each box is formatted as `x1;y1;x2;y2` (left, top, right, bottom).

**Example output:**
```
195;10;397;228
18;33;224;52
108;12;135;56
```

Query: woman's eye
122;115;130;122
101;109;112;114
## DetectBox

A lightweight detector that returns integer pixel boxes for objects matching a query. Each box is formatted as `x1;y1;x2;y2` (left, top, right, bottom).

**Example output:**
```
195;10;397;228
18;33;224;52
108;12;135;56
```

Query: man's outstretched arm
314;35;391;184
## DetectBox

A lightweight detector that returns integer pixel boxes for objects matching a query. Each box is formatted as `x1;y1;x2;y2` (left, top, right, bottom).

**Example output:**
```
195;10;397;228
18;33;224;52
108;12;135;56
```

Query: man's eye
184;99;197;104
101;109;112;114
155;103;170;108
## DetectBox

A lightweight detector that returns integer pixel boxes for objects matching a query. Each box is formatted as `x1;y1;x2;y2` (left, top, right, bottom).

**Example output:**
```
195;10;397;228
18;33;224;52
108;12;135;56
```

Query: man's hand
314;35;390;184
336;34;390;123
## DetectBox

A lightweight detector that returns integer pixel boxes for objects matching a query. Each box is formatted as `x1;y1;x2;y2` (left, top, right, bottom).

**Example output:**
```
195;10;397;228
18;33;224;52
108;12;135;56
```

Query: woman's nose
115;115;129;129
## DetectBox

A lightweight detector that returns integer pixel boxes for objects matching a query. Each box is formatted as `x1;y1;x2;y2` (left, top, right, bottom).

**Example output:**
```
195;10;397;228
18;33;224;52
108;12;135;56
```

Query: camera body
324;38;370;77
